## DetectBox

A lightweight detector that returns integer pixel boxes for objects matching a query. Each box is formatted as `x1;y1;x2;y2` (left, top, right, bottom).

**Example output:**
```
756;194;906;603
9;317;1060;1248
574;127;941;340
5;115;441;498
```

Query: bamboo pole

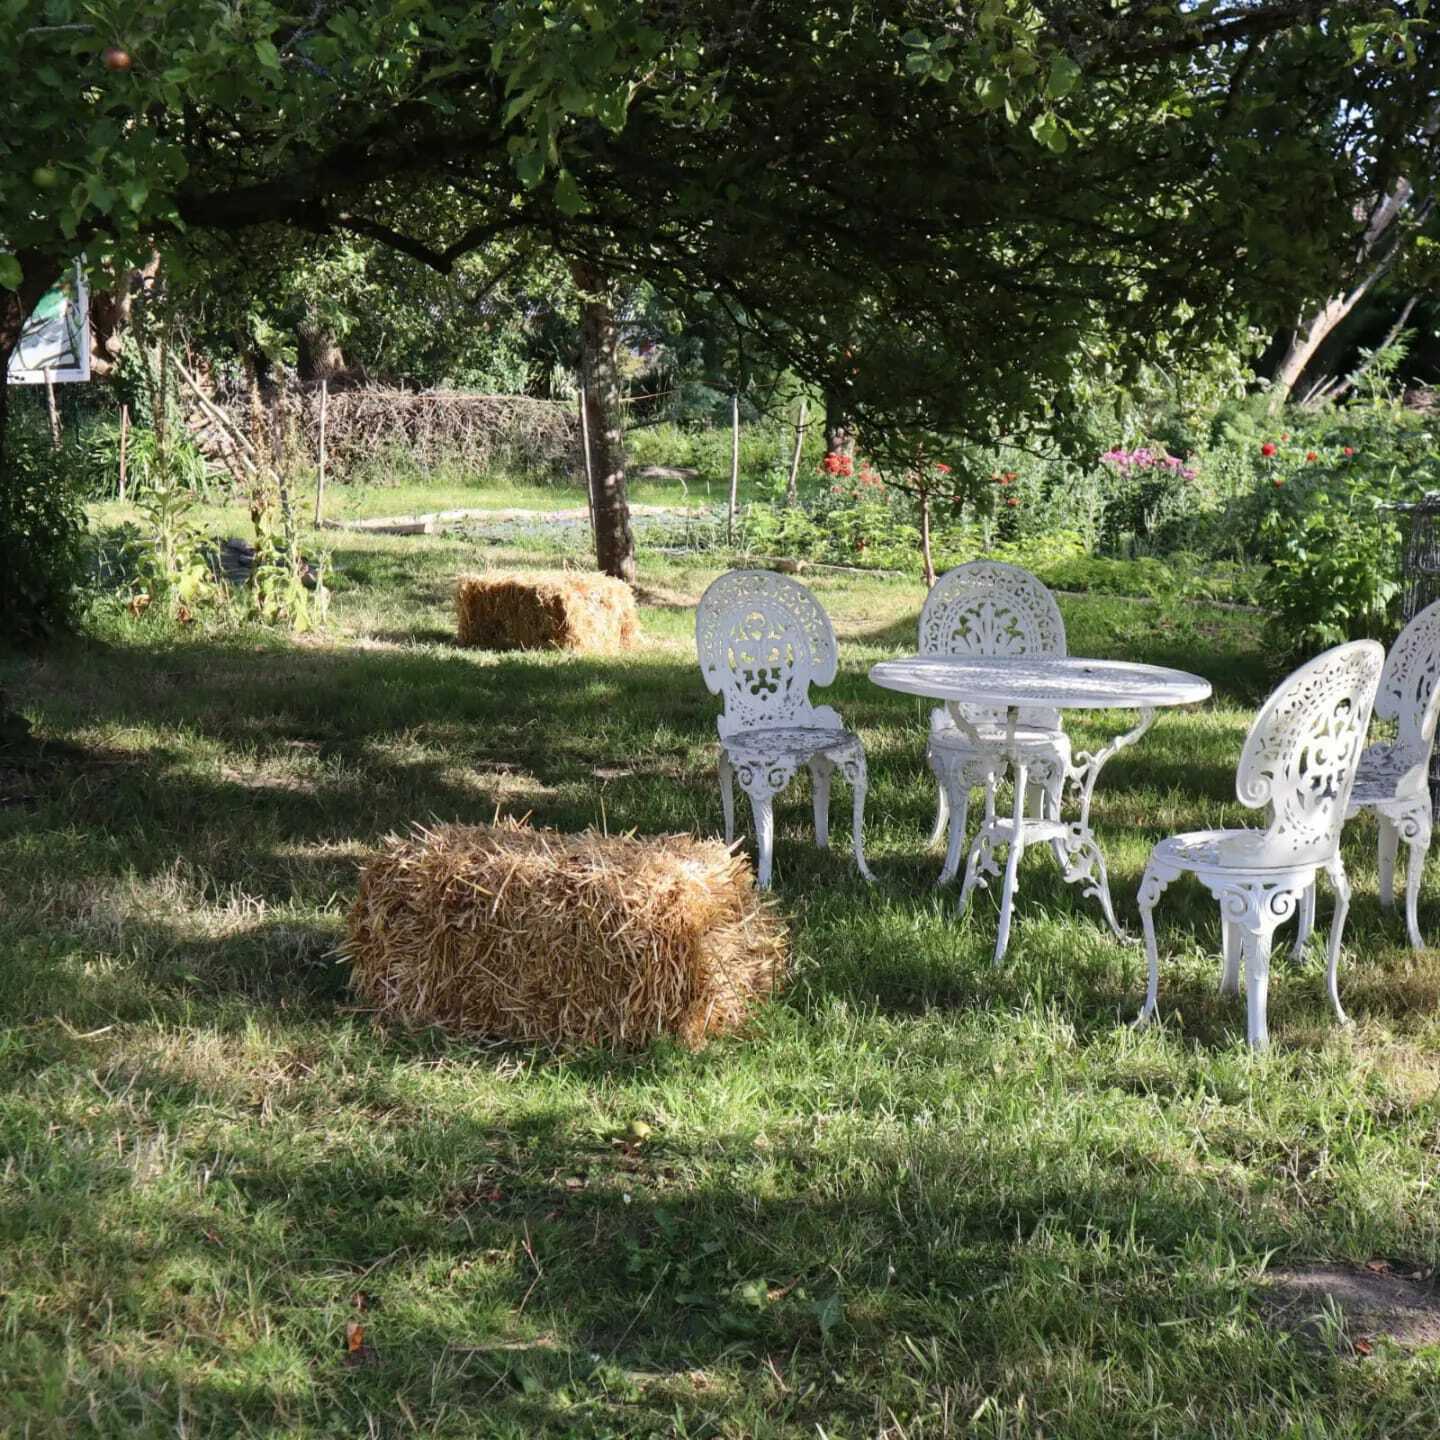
728;391;740;544
44;371;61;449
118;403;129;501
578;378;596;543
314;379;329;525
786;395;808;505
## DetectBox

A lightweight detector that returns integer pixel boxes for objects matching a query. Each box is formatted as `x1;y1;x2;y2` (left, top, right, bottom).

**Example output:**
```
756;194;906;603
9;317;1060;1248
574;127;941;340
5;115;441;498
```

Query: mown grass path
3;525;1440;1438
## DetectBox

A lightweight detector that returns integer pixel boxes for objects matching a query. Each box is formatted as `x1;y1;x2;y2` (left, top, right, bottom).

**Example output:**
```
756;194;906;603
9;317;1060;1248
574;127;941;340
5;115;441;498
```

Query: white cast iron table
870;655;1213;963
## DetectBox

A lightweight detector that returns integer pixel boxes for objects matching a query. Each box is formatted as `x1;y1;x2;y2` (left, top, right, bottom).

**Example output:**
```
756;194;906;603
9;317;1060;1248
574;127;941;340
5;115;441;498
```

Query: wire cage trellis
1391;491;1440;808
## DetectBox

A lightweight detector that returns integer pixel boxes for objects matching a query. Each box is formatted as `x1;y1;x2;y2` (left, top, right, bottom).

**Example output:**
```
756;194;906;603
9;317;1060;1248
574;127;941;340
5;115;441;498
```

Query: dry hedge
343;820;788;1050
309;390;578;482
455;571;639;652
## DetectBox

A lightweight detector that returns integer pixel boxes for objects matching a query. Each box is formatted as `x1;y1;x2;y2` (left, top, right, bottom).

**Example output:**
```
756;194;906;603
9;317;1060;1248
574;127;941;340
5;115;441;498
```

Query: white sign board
7;262;90;384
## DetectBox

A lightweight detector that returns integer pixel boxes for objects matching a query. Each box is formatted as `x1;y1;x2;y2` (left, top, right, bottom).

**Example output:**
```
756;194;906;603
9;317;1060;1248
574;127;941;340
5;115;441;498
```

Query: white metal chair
695;569;873;889
1135;640;1384;1049
1294;598;1440;954
921;561;1071;884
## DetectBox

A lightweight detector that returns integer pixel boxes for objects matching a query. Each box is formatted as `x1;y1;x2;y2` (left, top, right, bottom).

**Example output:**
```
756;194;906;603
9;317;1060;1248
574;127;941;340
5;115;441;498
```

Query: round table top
868;655;1213;710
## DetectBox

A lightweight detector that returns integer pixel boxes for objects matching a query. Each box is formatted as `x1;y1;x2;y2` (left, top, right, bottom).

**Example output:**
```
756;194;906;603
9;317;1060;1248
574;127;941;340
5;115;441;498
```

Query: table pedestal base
957;706;1155;964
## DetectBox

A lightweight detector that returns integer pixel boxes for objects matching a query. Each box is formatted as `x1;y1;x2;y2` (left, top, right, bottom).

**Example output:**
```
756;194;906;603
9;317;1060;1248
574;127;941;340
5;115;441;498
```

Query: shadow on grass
0;1054;1411;1437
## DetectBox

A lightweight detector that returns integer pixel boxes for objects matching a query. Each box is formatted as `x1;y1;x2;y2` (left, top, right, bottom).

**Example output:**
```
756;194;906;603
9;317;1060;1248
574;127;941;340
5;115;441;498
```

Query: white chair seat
723;725;861;764
1349;740;1428;806
1150;827;1316;874
929;717;1067;752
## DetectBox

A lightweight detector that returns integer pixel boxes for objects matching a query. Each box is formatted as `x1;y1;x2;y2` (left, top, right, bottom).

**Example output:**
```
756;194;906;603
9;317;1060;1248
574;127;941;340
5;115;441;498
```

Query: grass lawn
3;517;1440;1437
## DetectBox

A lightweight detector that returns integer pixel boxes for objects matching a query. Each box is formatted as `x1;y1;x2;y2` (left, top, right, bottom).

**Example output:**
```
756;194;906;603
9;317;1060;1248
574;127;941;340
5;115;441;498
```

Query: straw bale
455;571;639;652
343;819;788;1049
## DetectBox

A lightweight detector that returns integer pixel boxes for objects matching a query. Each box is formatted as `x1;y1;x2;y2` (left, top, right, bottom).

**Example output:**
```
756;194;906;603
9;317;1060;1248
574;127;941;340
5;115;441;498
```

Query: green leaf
1047;53;1081;99
554;168;586;214
1031;111;1068;152
254;39;280;70
514;147;545;186
974;74;1007;109
0;254;21;291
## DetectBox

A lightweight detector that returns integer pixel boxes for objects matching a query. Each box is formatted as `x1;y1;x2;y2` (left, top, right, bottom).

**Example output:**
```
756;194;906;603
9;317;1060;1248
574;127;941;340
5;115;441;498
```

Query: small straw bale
343;819;788;1049
455;571;639;652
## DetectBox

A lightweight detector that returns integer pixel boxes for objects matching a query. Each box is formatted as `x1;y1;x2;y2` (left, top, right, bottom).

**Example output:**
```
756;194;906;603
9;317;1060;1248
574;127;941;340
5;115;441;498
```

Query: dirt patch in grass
1262;1262;1440;1352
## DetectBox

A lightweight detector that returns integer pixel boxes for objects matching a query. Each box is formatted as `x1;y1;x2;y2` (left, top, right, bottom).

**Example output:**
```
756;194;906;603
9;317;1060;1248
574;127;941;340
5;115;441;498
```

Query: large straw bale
455;571;639;652
343;819;787;1049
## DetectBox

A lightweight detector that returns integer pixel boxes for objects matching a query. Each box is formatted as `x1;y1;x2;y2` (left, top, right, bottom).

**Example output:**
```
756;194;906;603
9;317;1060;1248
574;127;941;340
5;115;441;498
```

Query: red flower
1344;446;1355;456
935;462;951;474
1260;442;1277;457
1005;496;1019;508
1306;450;1318;462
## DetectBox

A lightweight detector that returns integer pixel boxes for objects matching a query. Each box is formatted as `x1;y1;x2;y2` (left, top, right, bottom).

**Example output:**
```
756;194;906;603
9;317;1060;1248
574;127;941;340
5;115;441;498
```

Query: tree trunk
1269;110;1439;411
297;311;347;385
1326;294;1421;404
824;387;855;458
572;261;635;582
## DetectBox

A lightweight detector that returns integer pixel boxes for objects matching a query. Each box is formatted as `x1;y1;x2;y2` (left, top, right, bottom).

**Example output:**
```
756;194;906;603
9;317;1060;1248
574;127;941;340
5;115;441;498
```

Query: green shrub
1259;466;1413;655
1;418;90;645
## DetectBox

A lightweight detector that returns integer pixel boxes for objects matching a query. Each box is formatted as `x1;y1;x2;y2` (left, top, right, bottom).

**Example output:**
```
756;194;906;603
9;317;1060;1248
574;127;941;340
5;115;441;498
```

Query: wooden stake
44;371;60;449
578;379;596;543
728;390;741;545
786;395;808;506
118;403;130;501
919;480;936;588
314;379;329;525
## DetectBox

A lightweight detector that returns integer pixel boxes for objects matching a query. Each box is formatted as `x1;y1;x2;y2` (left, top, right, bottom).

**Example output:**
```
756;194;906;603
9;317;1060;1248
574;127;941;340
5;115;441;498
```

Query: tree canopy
4;2;1438;457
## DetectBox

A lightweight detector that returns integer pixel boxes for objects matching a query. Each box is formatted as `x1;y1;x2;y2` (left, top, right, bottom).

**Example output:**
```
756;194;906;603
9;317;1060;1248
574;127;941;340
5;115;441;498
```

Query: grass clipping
343;820;788;1049
456;571;639;652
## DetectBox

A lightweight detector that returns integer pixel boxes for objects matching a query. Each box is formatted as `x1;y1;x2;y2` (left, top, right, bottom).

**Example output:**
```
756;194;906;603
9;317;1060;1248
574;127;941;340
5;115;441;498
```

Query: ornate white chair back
919;561;1067;729
696;570;842;740
1378;598;1440;756
1236;640;1384;868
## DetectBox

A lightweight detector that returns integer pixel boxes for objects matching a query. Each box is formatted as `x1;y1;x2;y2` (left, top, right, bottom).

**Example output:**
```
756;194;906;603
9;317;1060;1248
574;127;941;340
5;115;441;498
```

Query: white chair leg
936;773;971;889
718;751;736;844
841;751;875;883
1291;883;1316;962
1378;816;1399;912
1044;762;1065;821
1325;857;1352;1025
808;756;833;850
1025;780;1046;819
927;761;950;848
1406;828;1428;952
1397;797;1431;952
1136;867;1163;1026
1242;923;1276;1050
749;791;776;889
1221;920;1242;996
992;759;1029;966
